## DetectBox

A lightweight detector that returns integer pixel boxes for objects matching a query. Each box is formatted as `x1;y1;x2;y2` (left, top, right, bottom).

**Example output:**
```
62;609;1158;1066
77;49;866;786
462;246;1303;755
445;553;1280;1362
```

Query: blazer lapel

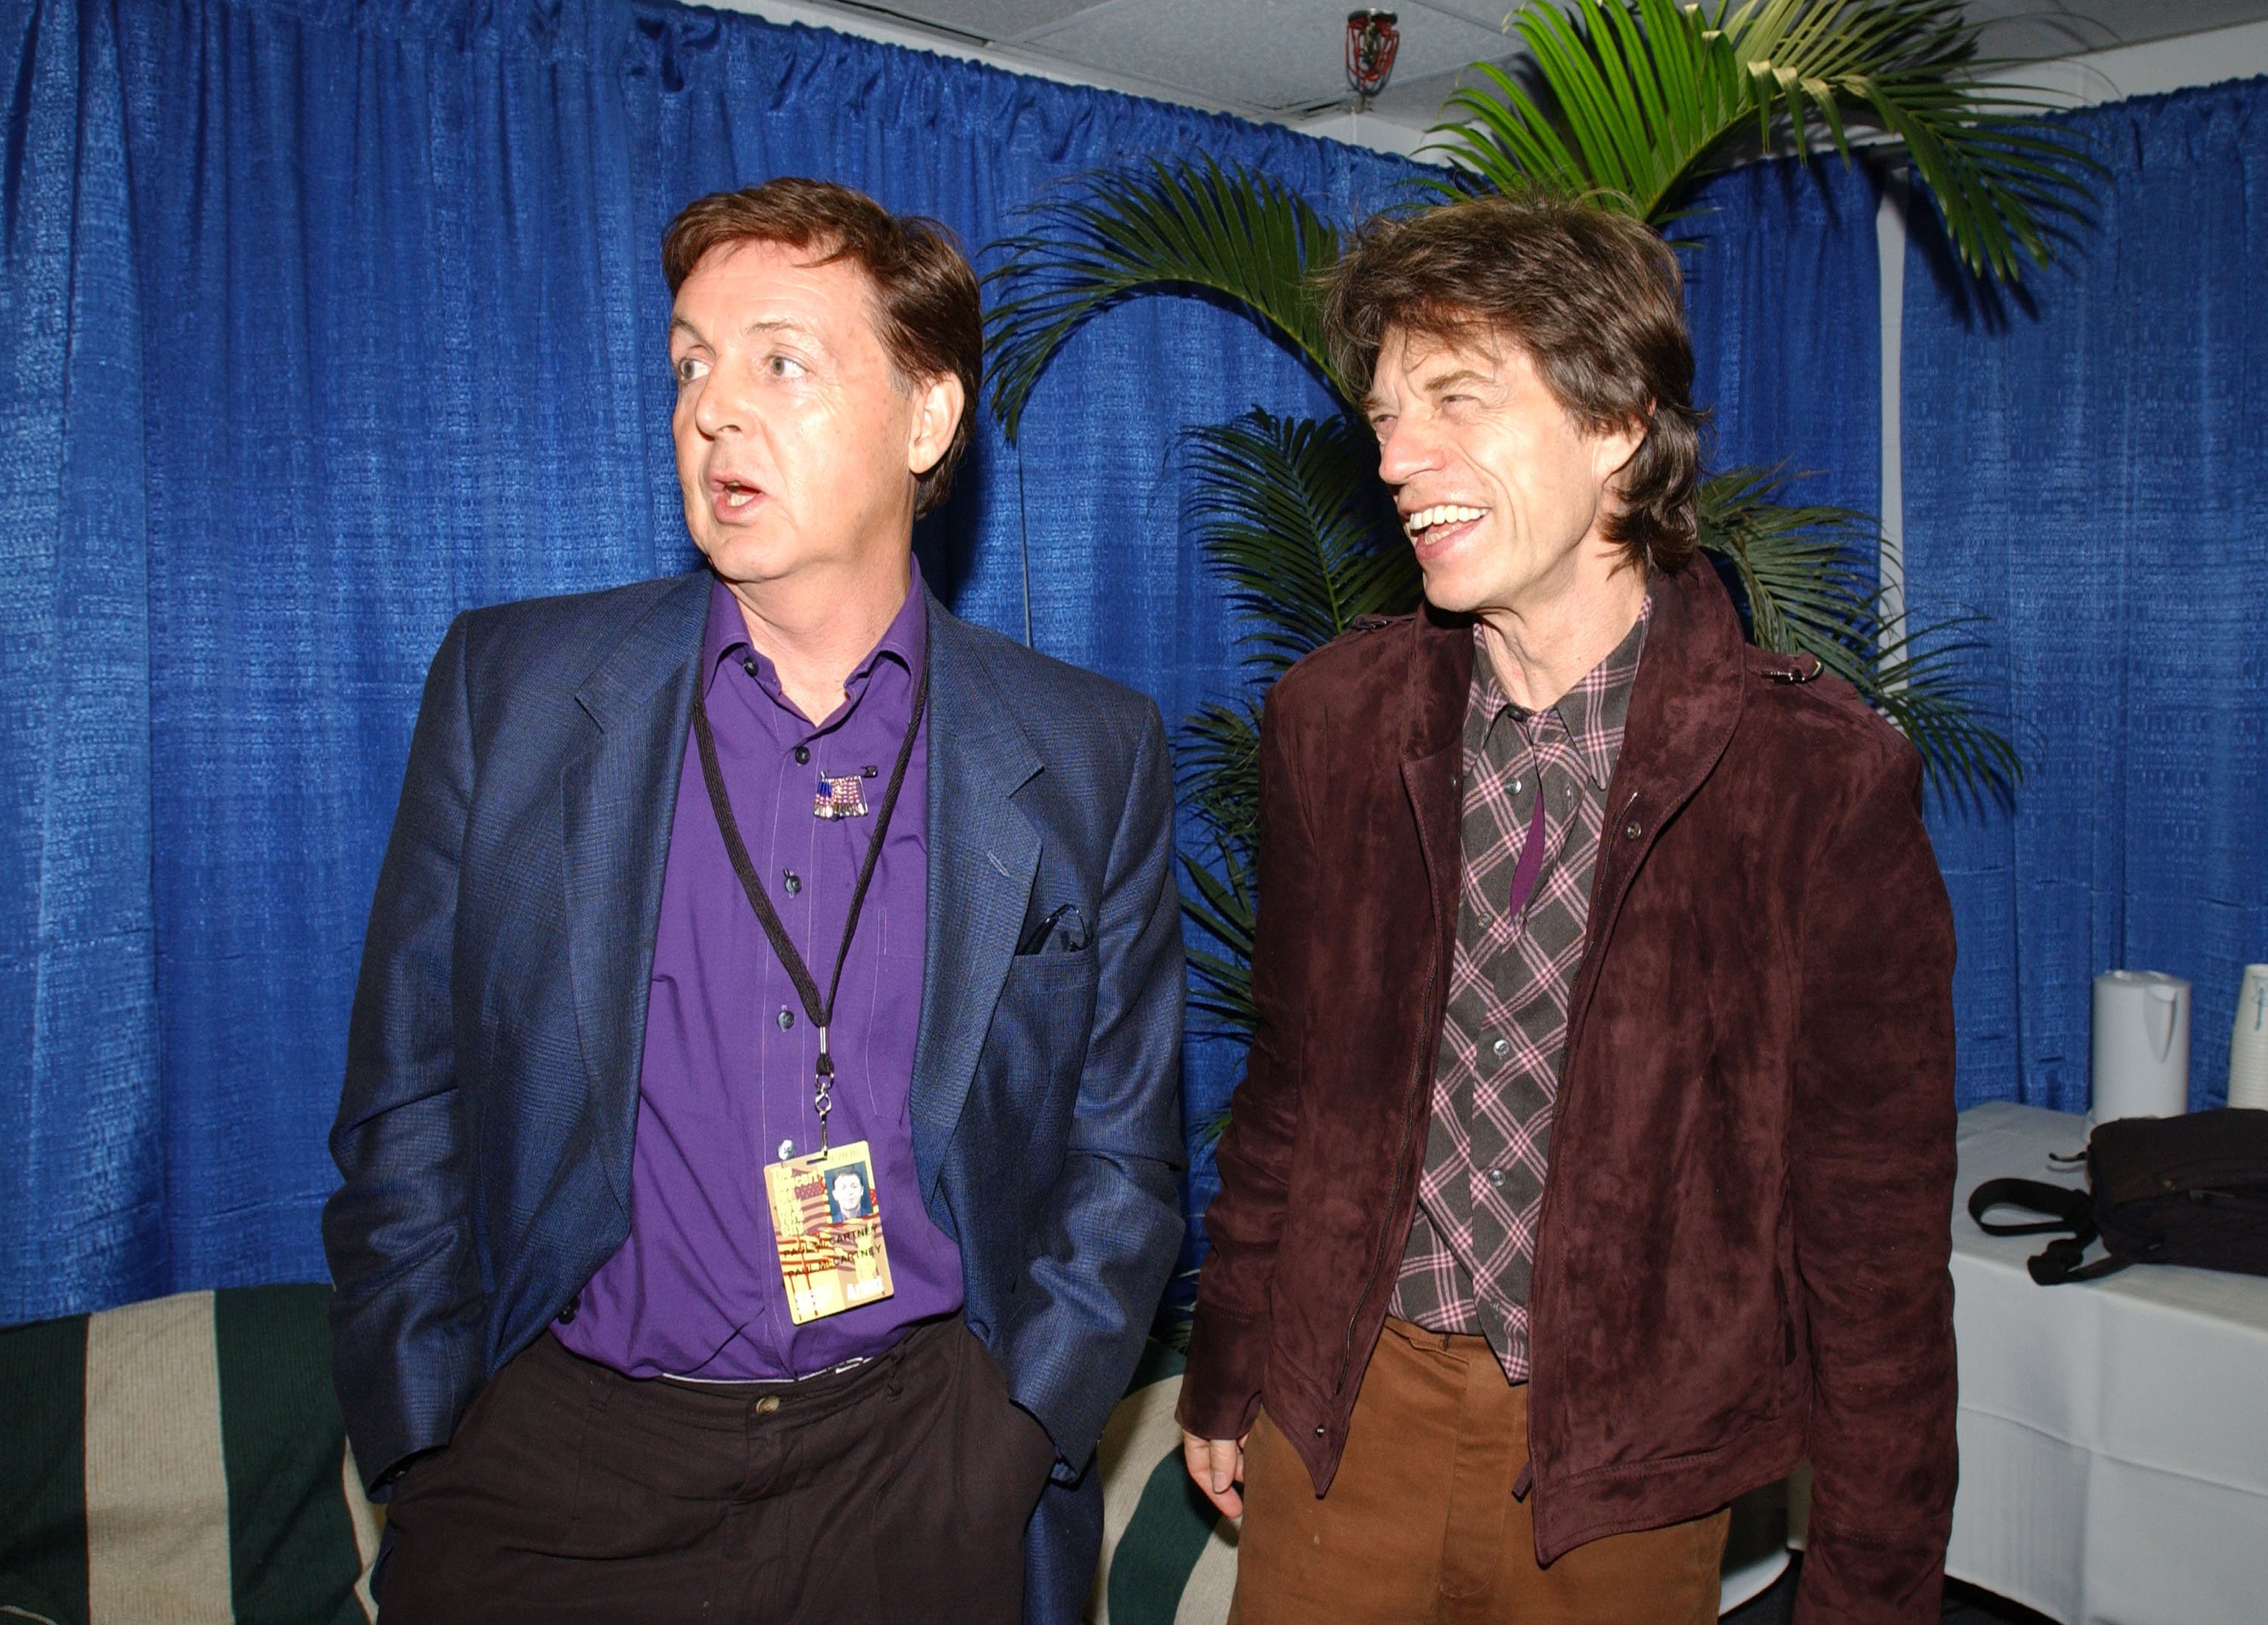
560;572;711;1214
909;598;1043;1216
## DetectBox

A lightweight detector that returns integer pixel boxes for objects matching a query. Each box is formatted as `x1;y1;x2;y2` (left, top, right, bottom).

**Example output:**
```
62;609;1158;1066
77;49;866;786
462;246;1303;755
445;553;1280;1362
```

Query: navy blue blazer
324;570;1186;1614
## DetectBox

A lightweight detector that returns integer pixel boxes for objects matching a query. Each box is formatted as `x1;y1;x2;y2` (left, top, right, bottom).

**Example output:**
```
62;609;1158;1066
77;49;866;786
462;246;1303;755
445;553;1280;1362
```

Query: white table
1950;1102;2268;1624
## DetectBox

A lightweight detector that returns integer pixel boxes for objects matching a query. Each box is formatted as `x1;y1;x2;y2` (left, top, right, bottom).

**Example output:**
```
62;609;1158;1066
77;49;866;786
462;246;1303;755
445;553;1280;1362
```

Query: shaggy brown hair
1324;192;1704;573
663;179;981;518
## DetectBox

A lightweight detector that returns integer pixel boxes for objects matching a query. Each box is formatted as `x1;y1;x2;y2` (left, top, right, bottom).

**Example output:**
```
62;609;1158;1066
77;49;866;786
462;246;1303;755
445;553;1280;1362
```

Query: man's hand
1181;1429;1248;1519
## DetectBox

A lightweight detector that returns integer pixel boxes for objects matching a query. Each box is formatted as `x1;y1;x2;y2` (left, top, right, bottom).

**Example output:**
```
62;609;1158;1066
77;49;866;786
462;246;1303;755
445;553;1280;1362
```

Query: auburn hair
663;178;982;518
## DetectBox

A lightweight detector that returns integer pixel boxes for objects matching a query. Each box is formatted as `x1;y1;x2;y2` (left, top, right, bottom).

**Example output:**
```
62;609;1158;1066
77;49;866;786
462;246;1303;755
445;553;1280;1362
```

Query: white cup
2230;963;2268;1112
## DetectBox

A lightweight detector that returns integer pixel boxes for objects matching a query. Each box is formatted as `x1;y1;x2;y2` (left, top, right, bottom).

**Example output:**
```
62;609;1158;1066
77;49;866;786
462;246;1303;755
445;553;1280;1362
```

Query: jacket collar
1399;558;1748;994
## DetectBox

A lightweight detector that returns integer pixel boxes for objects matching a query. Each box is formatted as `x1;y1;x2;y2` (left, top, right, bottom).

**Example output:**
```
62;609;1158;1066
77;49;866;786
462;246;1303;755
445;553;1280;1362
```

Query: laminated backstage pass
765;1139;896;1323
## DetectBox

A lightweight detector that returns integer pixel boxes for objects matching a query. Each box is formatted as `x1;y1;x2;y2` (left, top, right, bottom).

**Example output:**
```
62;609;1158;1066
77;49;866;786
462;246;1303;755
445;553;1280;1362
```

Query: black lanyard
689;655;930;1152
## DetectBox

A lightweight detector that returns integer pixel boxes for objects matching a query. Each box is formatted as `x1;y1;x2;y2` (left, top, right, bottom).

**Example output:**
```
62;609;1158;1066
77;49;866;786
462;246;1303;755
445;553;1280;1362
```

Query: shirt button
1510;777;1523;794
1313;1424;1327;1438
1490;1035;1510;1059
742;658;757;678
1488;1168;1507;1189
782;870;801;895
777;1009;795;1031
794;745;810;765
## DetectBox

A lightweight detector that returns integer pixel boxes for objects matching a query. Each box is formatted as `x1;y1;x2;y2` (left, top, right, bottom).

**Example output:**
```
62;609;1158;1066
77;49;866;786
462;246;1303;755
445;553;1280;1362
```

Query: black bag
1968;1108;2268;1284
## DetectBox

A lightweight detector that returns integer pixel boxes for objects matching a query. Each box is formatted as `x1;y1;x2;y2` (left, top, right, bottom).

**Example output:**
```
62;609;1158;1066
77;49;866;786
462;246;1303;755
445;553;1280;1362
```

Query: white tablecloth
1949;1102;2268;1624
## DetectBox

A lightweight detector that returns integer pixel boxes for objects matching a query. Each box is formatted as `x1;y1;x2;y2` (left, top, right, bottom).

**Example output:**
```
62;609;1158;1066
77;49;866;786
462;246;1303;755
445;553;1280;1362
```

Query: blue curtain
1683;154;1883;523
2;0;160;1323
2;0;1417;1324
5;0;1893;1323
1903;76;2268;1112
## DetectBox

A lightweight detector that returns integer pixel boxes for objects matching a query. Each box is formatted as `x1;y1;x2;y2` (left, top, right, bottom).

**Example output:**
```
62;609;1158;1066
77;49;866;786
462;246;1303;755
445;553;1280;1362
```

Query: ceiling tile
860;0;1109;41
1362;55;1517;126
1975;0;2268;56
1021;0;1521;111
1407;0;1525;30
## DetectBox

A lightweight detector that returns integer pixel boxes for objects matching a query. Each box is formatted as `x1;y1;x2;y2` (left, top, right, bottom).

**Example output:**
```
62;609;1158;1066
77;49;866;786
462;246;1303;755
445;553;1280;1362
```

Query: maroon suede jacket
1181;560;1959;1623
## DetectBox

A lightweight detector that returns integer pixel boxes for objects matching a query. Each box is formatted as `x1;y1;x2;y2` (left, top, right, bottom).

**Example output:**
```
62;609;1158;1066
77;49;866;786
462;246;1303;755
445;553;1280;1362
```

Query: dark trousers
380;1319;1052;1623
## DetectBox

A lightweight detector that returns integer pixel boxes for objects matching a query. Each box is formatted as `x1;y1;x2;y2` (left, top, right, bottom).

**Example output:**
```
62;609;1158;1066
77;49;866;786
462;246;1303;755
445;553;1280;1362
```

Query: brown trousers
379;1319;1052;1624
1232;1319;1730;1625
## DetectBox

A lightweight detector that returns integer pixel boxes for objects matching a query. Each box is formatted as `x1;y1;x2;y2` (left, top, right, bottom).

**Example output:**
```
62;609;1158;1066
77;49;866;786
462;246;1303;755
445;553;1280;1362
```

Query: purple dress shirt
554;567;963;1379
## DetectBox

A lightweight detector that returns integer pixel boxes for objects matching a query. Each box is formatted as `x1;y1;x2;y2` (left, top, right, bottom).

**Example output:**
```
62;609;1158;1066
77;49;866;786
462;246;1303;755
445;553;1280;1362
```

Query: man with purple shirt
323;179;1185;1623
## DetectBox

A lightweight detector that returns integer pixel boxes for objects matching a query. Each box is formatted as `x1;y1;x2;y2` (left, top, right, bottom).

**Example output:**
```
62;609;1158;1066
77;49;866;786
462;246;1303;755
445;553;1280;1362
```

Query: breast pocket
970;949;1101;1161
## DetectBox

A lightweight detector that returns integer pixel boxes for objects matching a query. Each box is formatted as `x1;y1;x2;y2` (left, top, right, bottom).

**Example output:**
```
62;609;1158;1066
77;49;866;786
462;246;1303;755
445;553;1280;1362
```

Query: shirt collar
701;558;928;705
1471;581;1653;791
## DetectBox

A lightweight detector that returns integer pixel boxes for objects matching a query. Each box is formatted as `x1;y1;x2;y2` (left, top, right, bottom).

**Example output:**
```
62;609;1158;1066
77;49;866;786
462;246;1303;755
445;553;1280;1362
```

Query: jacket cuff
1177;1302;1269;1440
1794;1513;1952;1624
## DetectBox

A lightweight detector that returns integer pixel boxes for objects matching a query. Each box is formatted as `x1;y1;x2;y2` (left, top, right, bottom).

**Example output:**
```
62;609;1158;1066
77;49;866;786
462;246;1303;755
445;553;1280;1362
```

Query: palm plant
984;0;2088;1065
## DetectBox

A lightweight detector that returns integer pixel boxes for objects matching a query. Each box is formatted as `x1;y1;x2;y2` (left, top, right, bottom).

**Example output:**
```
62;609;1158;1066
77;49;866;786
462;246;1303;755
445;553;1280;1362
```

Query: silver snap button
1490;1036;1510;1059
777;1009;795;1031
1624;820;1642;840
782;870;802;895
1488;1168;1507;1189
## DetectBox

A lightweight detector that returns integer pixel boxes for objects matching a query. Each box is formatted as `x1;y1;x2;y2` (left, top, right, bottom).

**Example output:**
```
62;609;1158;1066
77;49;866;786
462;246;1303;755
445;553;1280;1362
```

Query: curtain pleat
2;0;162;1319
1904;76;2268;1112
1684;154;1883;523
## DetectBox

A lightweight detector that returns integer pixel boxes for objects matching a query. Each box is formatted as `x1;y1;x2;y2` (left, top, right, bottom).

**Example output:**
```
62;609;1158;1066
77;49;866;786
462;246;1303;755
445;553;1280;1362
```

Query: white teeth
1404;504;1486;537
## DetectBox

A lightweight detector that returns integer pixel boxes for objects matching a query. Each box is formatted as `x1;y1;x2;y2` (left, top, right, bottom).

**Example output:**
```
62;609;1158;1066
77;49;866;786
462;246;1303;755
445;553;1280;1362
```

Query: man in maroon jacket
1177;193;1959;1623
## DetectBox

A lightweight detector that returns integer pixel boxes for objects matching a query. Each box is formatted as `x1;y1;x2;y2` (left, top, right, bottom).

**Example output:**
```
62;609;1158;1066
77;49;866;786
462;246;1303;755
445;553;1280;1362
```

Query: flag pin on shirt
813;764;880;820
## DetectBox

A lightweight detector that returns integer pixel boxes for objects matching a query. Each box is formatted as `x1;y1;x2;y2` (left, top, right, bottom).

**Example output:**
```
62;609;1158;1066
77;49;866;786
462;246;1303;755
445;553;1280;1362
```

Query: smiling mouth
1403;503;1487;541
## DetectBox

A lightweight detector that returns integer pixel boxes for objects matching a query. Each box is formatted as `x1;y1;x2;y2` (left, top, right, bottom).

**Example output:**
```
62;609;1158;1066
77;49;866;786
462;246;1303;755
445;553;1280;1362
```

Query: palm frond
1699;467;2018;793
1426;0;2089;281
1170;411;1421;1047
1184;411;1418;680
1179;841;1258;1035
1181;699;1261;848
984;160;1349;440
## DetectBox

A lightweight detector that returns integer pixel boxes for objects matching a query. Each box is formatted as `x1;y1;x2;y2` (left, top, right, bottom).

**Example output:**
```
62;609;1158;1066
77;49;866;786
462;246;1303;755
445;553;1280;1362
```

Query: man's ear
907;373;965;479
1591;411;1647;488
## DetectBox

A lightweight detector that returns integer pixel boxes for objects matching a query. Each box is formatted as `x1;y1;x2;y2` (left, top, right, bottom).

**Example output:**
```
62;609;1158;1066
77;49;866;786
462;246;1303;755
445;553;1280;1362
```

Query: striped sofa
0;1287;1232;1625
0;1286;379;1625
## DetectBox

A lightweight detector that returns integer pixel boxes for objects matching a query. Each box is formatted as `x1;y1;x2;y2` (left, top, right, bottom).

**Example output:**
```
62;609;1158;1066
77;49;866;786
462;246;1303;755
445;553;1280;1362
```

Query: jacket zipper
1523;789;1644;1505
1333;958;1437;1410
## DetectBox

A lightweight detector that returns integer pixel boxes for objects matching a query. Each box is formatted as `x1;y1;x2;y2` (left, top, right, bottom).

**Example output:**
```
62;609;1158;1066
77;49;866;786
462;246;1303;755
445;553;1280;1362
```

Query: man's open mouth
1403;504;1486;541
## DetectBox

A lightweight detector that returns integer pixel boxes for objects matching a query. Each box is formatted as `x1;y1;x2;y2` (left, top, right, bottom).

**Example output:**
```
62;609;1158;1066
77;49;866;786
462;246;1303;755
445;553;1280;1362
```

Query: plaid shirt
1388;595;1651;1383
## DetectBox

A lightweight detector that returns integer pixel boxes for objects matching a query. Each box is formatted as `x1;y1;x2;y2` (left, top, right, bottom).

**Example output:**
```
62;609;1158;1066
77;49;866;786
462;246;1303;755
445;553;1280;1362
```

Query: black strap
1967;1178;2133;1285
689;655;930;1095
1968;1178;2092;1237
